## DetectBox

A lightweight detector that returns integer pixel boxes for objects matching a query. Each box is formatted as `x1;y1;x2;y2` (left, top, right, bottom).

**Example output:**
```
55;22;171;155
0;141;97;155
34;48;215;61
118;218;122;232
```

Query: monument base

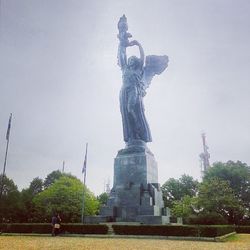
84;216;109;224
136;215;170;225
100;141;170;224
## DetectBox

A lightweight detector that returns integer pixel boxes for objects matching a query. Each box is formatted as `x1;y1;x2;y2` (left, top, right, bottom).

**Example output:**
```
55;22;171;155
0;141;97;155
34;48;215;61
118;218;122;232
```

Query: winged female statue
117;15;169;144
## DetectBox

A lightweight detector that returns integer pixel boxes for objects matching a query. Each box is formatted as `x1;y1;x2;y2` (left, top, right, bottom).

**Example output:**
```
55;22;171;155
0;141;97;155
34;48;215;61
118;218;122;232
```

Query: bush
198;225;235;237
113;225;197;236
0;223;236;237
0;223;108;234
1;223;51;233
235;226;250;234
112;225;235;237
237;218;250;225
62;224;108;234
0;223;7;232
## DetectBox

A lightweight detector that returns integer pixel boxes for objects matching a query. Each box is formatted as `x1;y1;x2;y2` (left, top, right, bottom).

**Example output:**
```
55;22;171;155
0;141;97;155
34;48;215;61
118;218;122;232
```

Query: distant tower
199;133;210;178
104;178;111;194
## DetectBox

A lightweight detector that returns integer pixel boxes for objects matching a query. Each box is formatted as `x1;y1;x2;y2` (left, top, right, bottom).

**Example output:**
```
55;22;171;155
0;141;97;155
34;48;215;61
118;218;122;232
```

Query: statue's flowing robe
120;67;152;143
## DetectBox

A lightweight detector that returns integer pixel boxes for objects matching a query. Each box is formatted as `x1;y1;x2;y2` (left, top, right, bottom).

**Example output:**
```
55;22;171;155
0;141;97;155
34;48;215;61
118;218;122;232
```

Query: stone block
136;215;170;224
114;151;158;190
100;206;114;217
84;216;108;224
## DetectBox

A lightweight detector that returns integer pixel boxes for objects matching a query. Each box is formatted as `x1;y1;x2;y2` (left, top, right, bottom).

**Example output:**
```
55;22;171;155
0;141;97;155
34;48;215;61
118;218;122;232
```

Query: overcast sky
0;0;249;195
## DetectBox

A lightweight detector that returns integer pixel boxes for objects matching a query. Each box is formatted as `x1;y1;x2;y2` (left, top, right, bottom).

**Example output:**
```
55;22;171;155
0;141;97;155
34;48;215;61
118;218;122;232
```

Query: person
51;213;61;236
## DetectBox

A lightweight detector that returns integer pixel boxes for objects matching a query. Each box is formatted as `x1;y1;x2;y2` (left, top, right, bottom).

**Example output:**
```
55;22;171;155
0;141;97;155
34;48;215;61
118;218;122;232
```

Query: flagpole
0;113;12;201
62;161;65;173
81;143;88;223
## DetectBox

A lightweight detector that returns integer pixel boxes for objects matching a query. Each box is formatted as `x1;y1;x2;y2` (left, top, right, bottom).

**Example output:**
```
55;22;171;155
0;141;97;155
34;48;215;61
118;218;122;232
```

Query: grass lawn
226;233;250;242
0;234;250;250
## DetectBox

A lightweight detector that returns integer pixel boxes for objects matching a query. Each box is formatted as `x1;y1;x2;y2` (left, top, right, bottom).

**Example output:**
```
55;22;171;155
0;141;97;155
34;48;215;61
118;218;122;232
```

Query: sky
0;0;250;195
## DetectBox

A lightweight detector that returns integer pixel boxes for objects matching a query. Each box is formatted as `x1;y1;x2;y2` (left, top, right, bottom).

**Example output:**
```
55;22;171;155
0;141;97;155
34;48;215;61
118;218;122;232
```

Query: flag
6;113;12;141
82;143;88;174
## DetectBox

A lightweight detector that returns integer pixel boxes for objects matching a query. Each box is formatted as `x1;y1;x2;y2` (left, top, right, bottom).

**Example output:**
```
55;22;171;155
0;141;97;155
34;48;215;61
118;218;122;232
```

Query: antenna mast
199;133;210;178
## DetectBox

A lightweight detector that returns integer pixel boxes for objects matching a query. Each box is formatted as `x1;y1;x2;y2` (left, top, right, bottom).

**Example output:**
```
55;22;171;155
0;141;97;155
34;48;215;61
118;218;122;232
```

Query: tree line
0;160;250;224
162;161;250;224
0;170;100;223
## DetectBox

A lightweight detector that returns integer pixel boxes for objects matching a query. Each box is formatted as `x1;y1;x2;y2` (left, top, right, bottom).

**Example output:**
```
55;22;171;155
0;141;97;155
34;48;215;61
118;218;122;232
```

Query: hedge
235;226;250;234
112;225;236;237
0;223;108;235
112;225;197;236
62;224;108;234
0;224;51;234
1;223;248;236
198;225;235;237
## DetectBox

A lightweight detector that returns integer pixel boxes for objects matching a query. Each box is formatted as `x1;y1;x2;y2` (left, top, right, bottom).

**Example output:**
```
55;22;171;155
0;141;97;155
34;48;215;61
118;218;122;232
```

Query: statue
117;15;169;144
99;16;169;222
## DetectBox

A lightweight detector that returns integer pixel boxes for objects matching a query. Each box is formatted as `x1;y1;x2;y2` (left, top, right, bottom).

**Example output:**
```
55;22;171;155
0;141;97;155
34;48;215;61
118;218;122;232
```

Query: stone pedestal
100;140;168;224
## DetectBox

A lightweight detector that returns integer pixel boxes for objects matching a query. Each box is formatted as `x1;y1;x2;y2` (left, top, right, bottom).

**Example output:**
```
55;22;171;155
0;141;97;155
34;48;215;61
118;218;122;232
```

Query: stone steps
106;224;114;235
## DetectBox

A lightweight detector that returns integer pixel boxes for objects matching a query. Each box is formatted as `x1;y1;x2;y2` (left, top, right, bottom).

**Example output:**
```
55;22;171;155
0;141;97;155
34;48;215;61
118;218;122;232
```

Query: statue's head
128;56;141;70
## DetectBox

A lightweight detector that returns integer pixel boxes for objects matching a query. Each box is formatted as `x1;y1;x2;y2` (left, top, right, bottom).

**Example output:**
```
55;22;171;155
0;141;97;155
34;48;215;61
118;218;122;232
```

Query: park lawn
226;233;250;243
0;235;250;250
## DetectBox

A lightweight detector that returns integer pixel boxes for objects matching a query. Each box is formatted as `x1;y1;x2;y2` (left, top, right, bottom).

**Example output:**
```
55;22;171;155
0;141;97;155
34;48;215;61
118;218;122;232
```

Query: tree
171;195;196;218
0;174;21;222
29;177;43;195
19;177;44;222
198;178;245;224
43;170;63;189
162;175;199;207
204;161;250;210
97;192;109;206
179;175;199;197
33;175;99;222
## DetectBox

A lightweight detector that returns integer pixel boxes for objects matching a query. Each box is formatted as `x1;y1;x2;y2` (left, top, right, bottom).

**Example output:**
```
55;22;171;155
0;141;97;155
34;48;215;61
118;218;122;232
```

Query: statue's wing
142;55;169;89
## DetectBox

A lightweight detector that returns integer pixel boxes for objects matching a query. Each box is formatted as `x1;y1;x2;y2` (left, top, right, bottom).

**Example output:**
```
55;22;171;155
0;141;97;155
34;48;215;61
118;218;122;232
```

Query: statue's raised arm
117;15;130;69
117;15;146;71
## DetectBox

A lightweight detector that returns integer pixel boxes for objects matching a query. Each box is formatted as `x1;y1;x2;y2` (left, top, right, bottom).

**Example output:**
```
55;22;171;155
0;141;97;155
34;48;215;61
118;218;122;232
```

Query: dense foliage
203;161;250;220
163;161;250;224
97;192;109;207
197;161;250;224
0;174;21;222
33;175;99;222
197;177;245;224
0;171;99;223
162;175;199;208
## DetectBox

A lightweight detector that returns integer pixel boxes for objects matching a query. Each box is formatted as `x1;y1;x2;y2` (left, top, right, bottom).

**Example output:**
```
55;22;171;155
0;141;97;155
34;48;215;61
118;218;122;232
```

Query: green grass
225;234;239;242
226;234;250;242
